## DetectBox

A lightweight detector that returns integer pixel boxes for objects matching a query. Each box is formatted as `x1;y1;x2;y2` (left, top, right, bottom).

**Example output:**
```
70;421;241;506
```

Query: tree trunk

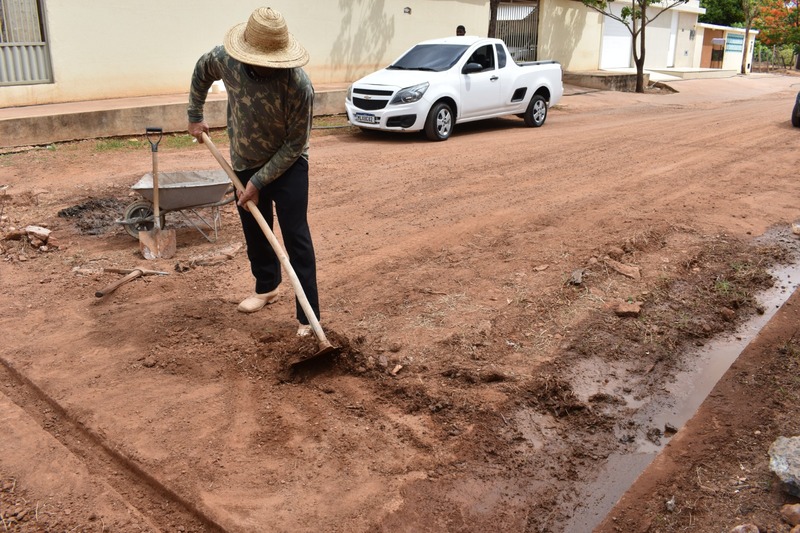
635;18;646;92
488;0;500;37
635;57;646;92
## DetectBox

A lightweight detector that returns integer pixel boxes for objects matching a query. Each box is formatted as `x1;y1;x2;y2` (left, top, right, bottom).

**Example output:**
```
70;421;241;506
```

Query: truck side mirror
462;62;483;74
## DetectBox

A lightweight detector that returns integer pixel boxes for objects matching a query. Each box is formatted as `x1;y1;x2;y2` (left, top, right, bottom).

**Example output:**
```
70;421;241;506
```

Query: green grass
713;277;732;295
7;116;351;157
90;115;351;154
93;130;230;153
312;114;351;128
163;134;200;149
94;138;144;152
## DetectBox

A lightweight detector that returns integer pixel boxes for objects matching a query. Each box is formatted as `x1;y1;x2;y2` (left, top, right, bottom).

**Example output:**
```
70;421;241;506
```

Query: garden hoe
201;133;336;366
94;267;169;298
139;127;176;260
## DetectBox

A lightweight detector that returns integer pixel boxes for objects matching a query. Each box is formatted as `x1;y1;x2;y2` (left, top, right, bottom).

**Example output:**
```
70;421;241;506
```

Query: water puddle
564;256;800;532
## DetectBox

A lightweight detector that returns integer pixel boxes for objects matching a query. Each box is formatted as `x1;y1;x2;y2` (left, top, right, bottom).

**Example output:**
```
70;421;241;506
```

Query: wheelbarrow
118;170;235;242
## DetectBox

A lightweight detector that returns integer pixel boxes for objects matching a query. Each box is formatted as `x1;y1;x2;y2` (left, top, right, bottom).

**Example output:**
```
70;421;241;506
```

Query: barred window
1;0;53;86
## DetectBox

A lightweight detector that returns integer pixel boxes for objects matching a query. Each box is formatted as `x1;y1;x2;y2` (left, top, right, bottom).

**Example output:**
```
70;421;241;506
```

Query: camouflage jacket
188;46;314;189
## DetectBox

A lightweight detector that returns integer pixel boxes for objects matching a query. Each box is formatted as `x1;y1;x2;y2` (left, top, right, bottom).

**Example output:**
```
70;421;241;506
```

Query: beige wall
720;31;756;72
672;12;700;68
541;0;707;72
1;0;488;107
642;10;674;68
643;6;706;69
538;0;603;71
721;41;741;70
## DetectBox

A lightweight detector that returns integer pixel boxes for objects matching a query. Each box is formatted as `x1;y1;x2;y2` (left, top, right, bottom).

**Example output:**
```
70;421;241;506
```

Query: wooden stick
103;267;168;275
95;269;143;298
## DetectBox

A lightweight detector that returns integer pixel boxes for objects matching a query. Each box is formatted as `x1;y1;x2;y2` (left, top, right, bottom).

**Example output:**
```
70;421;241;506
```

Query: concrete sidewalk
0;83;350;150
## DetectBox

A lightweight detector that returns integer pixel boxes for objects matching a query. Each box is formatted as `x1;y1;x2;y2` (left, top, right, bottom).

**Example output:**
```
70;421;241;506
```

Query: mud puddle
564;233;800;532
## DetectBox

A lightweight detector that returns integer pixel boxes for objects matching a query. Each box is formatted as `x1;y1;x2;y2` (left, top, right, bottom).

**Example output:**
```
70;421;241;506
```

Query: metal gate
0;0;52;86
496;1;539;62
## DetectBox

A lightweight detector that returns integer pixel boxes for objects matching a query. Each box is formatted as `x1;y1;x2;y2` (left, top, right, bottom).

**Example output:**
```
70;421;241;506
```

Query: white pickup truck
345;36;563;141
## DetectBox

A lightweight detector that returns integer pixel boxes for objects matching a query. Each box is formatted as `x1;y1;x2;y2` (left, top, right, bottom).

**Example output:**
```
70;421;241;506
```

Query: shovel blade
139;228;176;260
288;343;337;369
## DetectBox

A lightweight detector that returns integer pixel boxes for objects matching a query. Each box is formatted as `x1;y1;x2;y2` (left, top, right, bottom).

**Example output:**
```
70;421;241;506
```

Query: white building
0;0;757;108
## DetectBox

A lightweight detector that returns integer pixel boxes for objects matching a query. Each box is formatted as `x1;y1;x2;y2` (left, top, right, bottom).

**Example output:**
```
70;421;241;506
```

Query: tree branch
583;4;634;31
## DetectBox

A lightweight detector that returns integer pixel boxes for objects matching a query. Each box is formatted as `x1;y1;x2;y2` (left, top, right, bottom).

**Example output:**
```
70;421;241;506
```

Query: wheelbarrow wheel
123;201;165;239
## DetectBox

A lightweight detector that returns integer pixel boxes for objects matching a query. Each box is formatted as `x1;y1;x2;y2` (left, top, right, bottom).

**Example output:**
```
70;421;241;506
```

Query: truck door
459;44;502;118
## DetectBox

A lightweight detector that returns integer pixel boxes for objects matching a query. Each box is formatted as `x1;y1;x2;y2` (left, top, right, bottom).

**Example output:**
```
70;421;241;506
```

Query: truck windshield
387;44;469;72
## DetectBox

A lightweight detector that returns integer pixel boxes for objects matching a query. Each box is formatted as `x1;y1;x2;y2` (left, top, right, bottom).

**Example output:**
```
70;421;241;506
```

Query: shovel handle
146;127;163;228
145;127;162;152
95;269;143;298
201;133;331;349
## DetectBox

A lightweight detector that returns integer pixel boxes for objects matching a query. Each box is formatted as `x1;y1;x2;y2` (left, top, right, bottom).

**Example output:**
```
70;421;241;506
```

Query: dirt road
1;73;799;532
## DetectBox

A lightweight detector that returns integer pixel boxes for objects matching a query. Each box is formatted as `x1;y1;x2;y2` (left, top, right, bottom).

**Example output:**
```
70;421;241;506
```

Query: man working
187;7;320;337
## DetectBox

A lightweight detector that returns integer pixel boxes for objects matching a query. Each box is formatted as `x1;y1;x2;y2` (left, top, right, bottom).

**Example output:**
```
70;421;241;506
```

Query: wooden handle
151;150;161;230
201;133;330;348
95;269;143;297
103;267;168;275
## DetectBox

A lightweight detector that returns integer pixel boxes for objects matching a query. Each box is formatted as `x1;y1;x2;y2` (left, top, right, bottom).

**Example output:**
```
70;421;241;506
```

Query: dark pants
235;157;320;325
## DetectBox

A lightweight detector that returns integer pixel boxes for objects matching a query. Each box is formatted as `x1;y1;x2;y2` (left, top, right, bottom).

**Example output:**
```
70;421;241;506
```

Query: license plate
355;113;377;124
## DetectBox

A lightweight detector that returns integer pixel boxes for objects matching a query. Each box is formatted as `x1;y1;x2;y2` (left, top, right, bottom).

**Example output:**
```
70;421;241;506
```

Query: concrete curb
0;87;347;149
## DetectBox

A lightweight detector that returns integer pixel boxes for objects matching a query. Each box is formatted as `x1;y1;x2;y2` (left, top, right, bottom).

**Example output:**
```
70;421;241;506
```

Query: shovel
200;132;335;364
139;127;176;260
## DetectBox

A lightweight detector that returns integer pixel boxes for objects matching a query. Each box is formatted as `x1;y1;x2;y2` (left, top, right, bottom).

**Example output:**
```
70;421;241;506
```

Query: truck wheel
424;102;454;141
524;94;547;128
793;103;800;127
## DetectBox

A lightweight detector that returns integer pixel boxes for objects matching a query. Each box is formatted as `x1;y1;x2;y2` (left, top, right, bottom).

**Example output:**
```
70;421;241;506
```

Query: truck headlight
346;84;353;102
390;82;429;105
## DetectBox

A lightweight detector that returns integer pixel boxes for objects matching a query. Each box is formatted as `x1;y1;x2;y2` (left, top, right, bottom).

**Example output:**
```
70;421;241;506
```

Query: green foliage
777;45;796;64
752;42;796;64
700;0;745;26
755;0;800;48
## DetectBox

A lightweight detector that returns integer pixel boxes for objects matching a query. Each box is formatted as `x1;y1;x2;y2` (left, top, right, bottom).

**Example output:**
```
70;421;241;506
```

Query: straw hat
223;7;309;68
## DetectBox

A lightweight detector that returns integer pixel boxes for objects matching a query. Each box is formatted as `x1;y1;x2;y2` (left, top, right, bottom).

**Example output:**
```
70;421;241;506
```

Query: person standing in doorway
187;7;320;338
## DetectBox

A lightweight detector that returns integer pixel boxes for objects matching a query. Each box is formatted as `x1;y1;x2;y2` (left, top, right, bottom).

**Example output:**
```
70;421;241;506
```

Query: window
725;34;744;53
388;44;470;72
495;43;507;68
0;0;53;86
467;44;495;71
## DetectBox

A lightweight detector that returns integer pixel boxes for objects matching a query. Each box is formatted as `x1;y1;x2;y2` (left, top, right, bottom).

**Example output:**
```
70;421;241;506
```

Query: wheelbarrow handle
145;127;163;152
